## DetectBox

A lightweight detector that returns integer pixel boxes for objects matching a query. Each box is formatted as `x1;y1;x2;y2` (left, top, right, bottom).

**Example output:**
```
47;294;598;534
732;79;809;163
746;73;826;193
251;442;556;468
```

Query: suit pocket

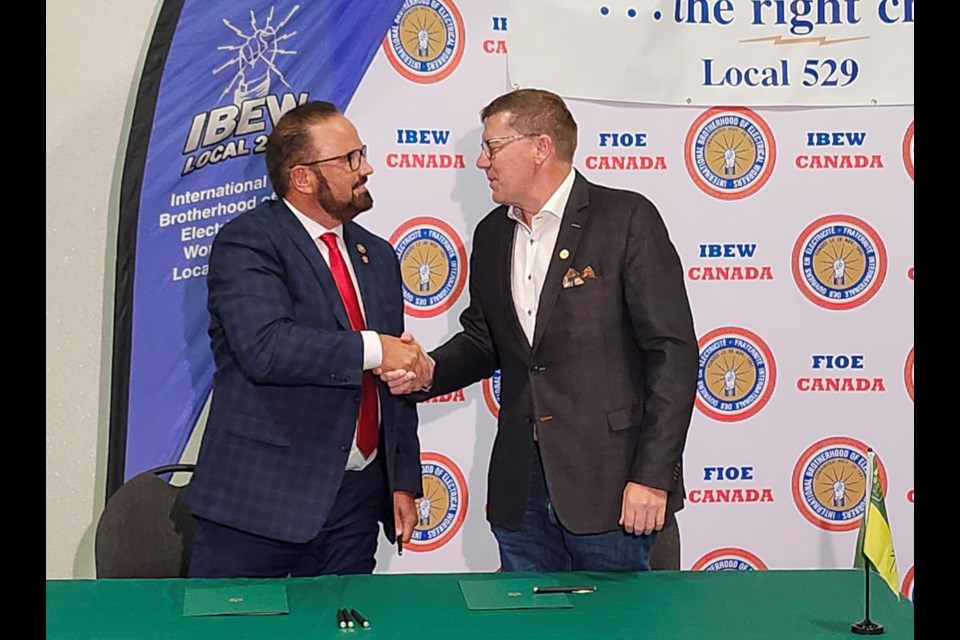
560;276;603;299
223;415;292;447
606;404;644;432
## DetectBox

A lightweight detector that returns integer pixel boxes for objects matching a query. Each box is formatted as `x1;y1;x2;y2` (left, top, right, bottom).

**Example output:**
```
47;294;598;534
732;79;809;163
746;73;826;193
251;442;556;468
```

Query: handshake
375;332;434;395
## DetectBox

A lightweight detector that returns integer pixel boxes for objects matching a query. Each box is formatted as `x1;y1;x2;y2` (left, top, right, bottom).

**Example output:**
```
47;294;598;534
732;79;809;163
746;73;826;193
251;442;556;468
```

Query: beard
313;170;374;222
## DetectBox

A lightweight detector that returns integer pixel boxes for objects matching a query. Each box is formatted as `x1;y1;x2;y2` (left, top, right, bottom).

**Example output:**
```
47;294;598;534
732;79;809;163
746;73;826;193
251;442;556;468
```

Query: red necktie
320;232;379;457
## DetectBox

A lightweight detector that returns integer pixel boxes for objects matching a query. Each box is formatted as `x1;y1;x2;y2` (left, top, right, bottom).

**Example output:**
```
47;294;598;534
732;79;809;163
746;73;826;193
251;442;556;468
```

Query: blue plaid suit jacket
189;198;421;543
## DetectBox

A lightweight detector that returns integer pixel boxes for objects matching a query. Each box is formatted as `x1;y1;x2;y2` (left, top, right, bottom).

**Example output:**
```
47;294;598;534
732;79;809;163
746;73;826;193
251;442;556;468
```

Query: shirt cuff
361;331;383;370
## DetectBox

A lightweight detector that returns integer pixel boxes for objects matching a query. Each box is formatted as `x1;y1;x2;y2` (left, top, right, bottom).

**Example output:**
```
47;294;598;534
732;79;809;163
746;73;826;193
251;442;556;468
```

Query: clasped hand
375;332;433;393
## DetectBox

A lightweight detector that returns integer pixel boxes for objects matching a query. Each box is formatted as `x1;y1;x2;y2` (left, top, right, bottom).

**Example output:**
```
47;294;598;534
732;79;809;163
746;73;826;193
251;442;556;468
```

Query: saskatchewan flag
854;452;900;598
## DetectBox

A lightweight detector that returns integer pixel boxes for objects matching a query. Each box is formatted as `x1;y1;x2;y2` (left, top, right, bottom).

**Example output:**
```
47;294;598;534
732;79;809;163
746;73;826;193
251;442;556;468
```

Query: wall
46;0;161;579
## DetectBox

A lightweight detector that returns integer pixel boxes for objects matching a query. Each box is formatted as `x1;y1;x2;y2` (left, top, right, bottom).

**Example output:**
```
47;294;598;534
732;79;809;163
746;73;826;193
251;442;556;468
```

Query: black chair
649;511;681;570
94;463;195;578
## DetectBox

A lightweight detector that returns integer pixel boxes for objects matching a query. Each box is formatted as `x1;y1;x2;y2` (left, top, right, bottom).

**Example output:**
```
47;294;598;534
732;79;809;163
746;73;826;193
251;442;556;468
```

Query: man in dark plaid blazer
384;89;698;572
188;102;429;578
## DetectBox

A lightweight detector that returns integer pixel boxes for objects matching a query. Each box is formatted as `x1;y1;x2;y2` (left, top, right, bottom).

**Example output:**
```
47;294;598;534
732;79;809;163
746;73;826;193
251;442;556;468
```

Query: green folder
182;584;290;617
458;578;573;610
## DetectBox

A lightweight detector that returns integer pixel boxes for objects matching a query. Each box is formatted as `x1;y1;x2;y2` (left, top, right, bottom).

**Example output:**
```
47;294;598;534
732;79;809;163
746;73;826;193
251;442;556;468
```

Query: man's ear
533;134;553;166
289;166;313;194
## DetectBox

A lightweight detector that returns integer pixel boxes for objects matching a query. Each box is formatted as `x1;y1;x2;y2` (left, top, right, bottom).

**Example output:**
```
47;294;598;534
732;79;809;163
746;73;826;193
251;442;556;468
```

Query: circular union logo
695;326;776;422
791;436;888;532
408;452;468;552
904;346;914;403
684;106;777;200
791;214;887;311
902;120;914;181
691;547;768;571
482;370;501;419
382;0;465;84
901;565;914;602
390;216;467;318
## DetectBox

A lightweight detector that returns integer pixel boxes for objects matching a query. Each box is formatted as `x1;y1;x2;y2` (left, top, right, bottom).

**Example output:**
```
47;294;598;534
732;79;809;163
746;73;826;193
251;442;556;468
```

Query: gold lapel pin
559;249;570;260
356;243;367;254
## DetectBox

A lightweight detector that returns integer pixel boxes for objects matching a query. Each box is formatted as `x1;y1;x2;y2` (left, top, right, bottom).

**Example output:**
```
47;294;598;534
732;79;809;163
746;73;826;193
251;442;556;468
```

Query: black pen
350;608;371;628
336;609;348;629
532;586;597;594
397;536;403;556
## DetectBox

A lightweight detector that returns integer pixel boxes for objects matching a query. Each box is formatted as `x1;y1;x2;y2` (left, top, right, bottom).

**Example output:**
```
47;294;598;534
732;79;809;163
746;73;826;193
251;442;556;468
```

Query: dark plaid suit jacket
189;198;421;544
426;172;698;534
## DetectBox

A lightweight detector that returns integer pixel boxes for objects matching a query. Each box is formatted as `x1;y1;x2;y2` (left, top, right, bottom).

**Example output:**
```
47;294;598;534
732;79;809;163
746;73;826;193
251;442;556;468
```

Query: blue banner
111;0;403;493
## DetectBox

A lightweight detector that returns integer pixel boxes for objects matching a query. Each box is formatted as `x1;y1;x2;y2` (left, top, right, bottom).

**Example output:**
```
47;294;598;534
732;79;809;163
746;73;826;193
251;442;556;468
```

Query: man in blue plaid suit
187;101;431;578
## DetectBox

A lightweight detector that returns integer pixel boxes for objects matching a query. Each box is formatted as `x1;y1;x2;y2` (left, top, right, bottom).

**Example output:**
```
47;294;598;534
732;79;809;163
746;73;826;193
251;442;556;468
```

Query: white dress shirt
286;200;381;470
508;168;576;346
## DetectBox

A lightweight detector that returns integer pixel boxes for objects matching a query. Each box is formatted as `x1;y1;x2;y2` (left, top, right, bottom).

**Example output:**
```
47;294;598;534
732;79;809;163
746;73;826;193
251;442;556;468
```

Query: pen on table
532;586;597;594
397;536;403;556
350;608;371;628
336;609;348;629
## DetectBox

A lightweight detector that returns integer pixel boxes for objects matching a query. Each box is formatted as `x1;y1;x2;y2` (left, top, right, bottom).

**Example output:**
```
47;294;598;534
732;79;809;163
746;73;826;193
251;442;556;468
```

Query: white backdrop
345;0;914;594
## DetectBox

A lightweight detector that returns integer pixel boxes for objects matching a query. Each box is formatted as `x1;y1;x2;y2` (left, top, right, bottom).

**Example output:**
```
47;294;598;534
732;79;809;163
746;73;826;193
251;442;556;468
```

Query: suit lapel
275;203;351;330
343;223;383;333
532;174;591;351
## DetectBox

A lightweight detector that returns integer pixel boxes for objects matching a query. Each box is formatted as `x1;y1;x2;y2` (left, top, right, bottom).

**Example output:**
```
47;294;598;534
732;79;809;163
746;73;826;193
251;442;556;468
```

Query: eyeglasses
480;134;539;159
295;144;368;171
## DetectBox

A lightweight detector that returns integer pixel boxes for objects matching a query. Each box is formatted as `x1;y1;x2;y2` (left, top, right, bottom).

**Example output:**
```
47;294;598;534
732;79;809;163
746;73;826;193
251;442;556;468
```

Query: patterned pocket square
562;266;596;289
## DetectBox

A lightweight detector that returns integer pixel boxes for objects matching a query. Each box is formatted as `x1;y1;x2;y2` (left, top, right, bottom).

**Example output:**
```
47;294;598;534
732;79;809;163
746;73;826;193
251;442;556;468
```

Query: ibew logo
695;326;777;422
684;107;776;200
901;565;914;602
791;436;888;533
408;452;469;552
904;346;914;403
791;214;887;311
691;548;768;571
902;121;914;181
383;0;466;84
181;6;308;176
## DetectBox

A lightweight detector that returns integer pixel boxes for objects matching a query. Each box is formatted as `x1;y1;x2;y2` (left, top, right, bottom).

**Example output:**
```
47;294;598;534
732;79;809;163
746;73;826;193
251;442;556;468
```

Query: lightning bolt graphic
739;35;870;46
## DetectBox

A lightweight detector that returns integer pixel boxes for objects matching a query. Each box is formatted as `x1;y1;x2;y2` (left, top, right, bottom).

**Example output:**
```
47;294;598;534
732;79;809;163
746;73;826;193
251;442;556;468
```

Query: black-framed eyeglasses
480;134;539;159
295;144;368;171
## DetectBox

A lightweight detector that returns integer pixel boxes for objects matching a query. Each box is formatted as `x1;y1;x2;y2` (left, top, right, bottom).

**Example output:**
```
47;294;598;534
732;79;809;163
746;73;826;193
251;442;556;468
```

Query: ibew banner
507;0;914;106
111;0;403;493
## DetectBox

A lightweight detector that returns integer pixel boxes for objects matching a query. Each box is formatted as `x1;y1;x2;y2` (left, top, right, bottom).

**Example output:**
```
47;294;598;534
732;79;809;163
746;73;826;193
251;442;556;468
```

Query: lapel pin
361;255;370;264
559;249;570;260
570;223;582;229
356;243;367;254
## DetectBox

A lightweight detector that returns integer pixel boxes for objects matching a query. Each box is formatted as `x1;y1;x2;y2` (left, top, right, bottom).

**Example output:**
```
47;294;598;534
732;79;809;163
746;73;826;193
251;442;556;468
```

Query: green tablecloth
46;569;914;639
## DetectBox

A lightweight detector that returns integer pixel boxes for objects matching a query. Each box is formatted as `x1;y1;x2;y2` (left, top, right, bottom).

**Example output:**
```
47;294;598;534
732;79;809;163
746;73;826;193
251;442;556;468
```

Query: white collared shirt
508;168;576;346
286;199;381;470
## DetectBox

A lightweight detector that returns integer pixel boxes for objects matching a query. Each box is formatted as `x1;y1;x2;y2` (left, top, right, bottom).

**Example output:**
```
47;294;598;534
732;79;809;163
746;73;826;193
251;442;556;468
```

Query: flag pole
851;448;884;635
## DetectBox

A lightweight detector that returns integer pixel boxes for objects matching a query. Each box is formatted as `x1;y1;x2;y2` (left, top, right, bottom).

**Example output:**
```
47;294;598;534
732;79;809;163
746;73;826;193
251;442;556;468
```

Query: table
46;569;914;639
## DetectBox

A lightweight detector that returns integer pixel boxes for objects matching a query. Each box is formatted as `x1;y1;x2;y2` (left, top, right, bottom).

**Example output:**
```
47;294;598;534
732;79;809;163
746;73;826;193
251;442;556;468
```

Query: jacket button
340;445;349;452
354;395;361;404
